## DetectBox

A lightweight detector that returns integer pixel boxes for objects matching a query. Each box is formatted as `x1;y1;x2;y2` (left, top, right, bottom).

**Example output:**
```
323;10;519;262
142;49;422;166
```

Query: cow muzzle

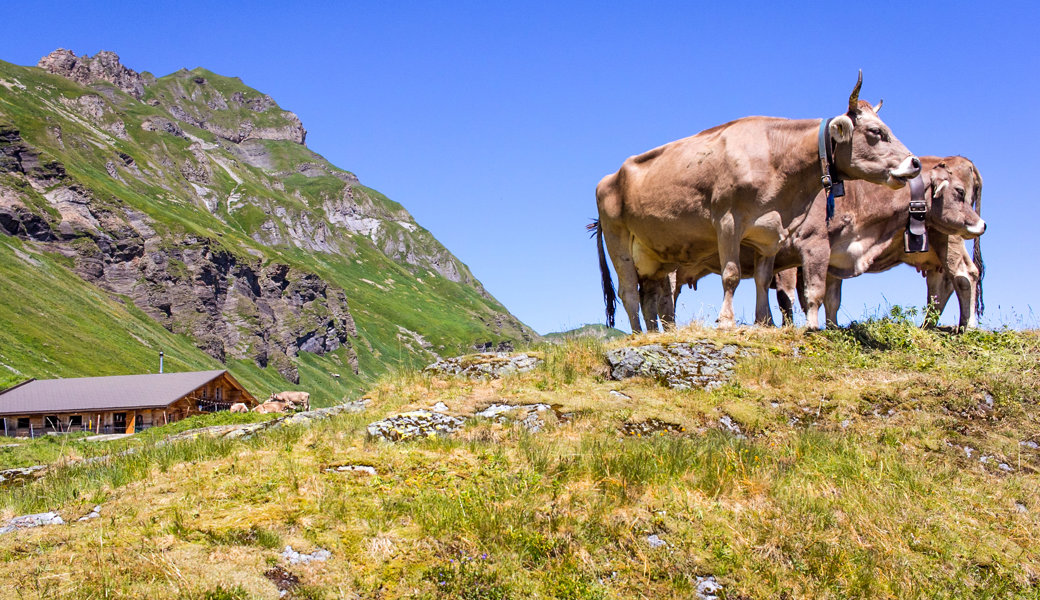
886;155;922;188
966;219;987;238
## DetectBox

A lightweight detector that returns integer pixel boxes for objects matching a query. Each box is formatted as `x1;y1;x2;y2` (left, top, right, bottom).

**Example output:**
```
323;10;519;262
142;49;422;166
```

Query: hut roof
0;370;248;415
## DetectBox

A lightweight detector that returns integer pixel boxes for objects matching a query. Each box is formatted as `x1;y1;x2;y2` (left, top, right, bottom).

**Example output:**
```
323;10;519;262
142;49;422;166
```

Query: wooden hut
0;370;257;437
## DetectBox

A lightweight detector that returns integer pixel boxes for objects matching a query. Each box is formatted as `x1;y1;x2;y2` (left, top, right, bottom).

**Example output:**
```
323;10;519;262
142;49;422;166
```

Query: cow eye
868;127;882;136
955;186;965;199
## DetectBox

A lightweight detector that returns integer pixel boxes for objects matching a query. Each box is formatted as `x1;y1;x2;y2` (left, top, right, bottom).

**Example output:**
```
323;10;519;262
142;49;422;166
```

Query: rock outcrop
38;49;145;99
605;342;740;390
366;410;465;441
154;69;306;145
0;122;358;383
424;352;542;379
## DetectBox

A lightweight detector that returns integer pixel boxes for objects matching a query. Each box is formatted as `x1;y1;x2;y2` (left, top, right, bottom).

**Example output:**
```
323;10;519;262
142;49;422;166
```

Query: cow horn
933;180;948;197
873;98;883;113
848;70;863;112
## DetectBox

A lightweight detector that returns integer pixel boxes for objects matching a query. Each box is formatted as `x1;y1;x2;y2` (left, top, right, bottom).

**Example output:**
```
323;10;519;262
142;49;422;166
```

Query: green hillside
0;51;536;404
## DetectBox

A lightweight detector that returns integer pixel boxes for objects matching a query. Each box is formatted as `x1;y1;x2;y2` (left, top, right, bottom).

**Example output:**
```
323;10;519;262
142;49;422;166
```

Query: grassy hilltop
1;317;1038;599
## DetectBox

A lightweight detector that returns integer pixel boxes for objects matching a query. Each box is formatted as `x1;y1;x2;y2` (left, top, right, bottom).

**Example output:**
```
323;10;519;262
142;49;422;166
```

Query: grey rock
0;465;47;486
646;534;667;548
424;353;543;380
281;545;331;565
718;415;742;436
476;403;555;432
77;505;102;522
325;465;376;476
695;575;722;600
38;49;145;99
605;341;739;390
0;511;64;535
367;410;465;442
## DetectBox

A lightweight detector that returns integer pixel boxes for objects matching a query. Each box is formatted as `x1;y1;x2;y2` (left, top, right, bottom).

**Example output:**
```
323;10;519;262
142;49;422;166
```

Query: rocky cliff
0;50;535;397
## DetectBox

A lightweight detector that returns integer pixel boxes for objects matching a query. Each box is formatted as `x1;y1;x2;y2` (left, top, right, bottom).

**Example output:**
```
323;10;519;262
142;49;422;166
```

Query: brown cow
269;391;310;412
773;157;984;329
595;72;920;331
662;156;984;329
229;403;249;413
253;400;289;414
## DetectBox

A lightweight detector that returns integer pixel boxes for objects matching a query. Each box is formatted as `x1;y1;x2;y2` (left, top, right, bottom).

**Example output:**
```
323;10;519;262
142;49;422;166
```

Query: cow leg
800;250;829;330
753;252;776;326
824;275;842;327
716;215;741;328
639;278;662;333
602;227;644;333
951;273;977;330
924;270;951;329
773;268;797;326
660;271;677;330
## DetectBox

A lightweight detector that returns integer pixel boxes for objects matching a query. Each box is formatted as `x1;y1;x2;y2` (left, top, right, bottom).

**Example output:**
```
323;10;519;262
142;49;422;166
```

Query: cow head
831;71;921;190
925;156;986;239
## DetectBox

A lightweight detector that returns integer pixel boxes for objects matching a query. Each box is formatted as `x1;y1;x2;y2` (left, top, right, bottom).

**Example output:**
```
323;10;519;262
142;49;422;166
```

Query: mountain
544;323;628;342
0;49;536;404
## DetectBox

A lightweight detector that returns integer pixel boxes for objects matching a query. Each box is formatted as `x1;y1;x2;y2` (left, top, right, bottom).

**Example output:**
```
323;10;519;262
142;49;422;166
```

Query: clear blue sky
2;1;1037;333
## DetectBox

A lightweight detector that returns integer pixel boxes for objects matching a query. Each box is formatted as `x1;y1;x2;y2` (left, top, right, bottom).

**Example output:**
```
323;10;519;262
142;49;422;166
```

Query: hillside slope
1;320;1038;598
0;50;536;403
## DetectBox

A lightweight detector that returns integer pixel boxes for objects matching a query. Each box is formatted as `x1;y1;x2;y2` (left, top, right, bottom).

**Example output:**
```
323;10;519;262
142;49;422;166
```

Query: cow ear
829;115;854;143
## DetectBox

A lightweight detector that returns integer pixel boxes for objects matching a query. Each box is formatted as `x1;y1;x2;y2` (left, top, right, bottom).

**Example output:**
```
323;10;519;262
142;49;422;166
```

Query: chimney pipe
159;351;164;374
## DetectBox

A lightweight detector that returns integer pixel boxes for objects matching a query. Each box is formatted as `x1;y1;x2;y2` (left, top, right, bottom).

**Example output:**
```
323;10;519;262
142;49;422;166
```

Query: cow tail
589;219;617;327
971;164;985;318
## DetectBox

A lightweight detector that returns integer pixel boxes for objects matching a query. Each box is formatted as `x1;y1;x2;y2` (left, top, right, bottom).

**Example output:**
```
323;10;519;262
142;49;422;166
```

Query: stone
325;465;376;476
475;403;556;432
0;511;64;535
77;505;102;521
718;415;743;436
281;545;331;565
605;341;740;390
695;575;722;600
646;534;667;548
621;418;684;437
424;353;543;380
367;410;465;442
0;465;47;486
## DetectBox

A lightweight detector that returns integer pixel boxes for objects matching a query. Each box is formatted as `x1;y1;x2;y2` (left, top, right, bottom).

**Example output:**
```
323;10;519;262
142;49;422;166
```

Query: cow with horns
593;72;920;332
